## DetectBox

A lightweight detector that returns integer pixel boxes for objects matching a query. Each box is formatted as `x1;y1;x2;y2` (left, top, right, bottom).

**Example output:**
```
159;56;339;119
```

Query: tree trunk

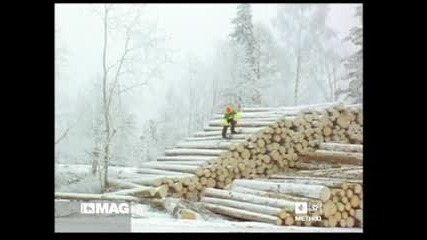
138;162;201;174
186;135;247;141
200;196;285;217
232;179;331;201
101;5;110;191
208;120;275;127
176;141;240;150
203;188;296;210
108;178;151;189
201;203;282;225
293;19;302;106
157;156;218;162
106;185;168;198
136;168;195;177
305;150;363;165
165;148;226;156
319;143;363;153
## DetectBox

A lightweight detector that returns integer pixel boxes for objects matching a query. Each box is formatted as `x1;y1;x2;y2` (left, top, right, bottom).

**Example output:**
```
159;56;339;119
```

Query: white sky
55;3;361;121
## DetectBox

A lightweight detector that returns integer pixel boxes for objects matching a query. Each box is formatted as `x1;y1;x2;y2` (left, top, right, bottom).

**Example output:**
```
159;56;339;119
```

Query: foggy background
55;3;362;167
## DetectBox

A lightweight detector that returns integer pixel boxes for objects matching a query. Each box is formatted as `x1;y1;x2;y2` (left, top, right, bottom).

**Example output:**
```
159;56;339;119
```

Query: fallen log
106;185;168;198
355;209;363;226
209;120;276;127
319;143;363;153
200;196;285;217
157;156;218;162
138;163;203;175
304;150;363;165
212;113;286;119
232;179;331;201
108;178;150;189
136;168;195;177
176;141;242;150
203;126;264;132
185;135;246;141
201;203;282;225
165;148;226;156
203;188;296;210
230;186;321;203
149;161;209;167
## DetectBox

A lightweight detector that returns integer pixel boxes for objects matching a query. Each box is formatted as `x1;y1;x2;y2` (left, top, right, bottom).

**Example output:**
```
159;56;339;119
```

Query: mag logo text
80;202;130;215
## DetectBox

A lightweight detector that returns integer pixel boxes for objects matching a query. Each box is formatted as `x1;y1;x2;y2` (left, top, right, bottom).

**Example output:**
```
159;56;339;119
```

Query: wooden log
107;185;168;198
241;149;251;160
305;150;363;165
158;156;219;163
350;195;360;208
176;141;241;150
345;202;352;211
175;208;200;220
323;126;332;136
342;210;349;219
136;168;194;177
232;179;331;201
231;186;322;205
108;178;151;189
208;120;275;127
202;203;282;225
186;135;246;141
165;148;226;156
264;177;361;188
193;131;250;137
138;163;201;175
212;112;284;119
355;209;363;226
202;126;265;132
257;139;266;148
125;177;164;187
319;142;363;153
337;113;352;129
203;188;296;210
322;200;337;218
352;183;363;194
56;192;142;202
201;197;285;217
152;161;209;167
207;178;216;188
346;216;355;228
341;196;349;204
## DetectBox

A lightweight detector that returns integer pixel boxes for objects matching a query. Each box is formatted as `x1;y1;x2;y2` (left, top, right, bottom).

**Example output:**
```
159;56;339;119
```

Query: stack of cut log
199;176;363;228
301;142;363;166
152;103;363;200
54;103;363;211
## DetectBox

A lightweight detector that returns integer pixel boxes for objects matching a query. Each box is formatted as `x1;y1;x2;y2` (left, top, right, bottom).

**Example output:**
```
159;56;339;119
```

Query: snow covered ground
130;204;362;233
131;218;362;232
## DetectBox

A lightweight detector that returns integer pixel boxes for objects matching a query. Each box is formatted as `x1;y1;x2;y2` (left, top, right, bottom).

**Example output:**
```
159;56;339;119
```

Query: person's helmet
226;107;233;113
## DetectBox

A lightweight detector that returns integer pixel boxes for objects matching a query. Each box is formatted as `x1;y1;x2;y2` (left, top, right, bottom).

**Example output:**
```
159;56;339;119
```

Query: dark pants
222;120;237;138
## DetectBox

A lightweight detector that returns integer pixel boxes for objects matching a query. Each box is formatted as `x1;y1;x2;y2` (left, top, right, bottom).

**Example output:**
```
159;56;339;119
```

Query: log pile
198;176;363;228
54;102;363;228
153;103;363;200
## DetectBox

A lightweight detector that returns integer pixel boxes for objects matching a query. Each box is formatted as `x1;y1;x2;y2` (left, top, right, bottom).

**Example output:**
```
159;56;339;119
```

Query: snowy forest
55;3;362;174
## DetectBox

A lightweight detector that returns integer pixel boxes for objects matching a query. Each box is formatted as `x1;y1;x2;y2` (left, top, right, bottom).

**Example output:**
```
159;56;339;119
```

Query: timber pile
199;176;363;228
151;103;363;200
54;102;363;226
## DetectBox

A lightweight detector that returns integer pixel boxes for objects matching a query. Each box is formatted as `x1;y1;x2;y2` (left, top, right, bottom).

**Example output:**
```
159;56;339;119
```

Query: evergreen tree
339;5;363;103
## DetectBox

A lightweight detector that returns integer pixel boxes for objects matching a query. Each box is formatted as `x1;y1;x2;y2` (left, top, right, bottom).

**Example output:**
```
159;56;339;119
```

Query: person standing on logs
222;107;241;139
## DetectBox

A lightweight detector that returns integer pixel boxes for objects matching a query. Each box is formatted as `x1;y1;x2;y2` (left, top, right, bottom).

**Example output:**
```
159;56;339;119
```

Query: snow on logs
55;103;363;220
199;175;363;227
157;103;362;201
